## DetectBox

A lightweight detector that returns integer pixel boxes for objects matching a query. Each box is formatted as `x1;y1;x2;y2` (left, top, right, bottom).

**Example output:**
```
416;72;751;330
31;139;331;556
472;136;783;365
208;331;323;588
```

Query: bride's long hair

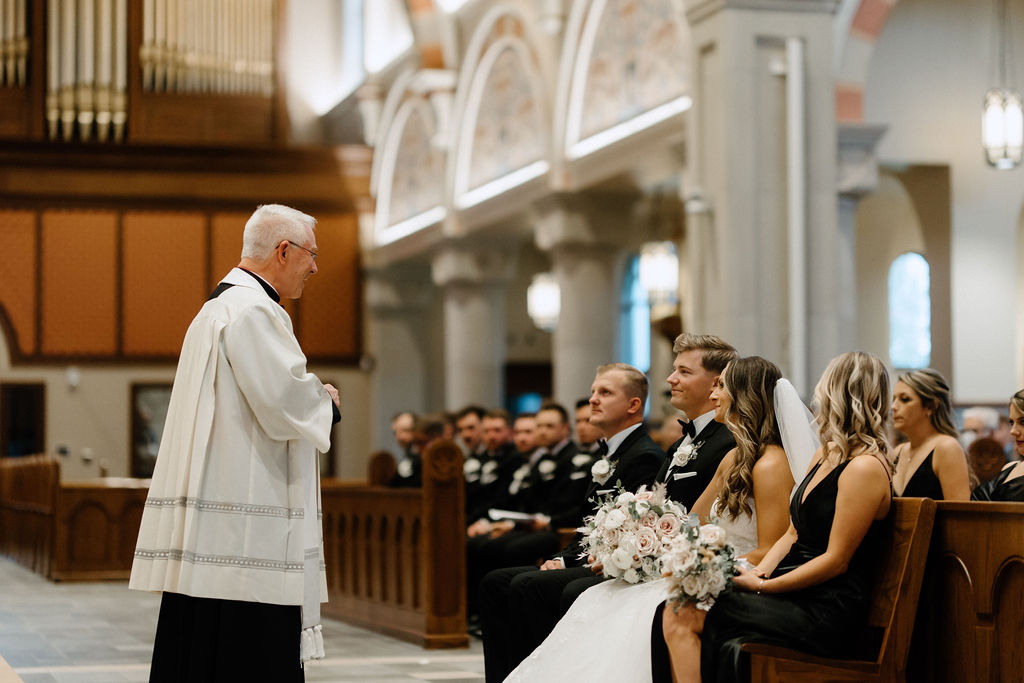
814;351;891;468
717;356;783;519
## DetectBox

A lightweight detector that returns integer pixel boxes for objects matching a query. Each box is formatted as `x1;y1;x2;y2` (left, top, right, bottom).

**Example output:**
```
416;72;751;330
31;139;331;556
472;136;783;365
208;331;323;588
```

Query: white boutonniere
398;458;413;478
591;458;613;485
572;453;593;468
538;459;557;478
671;440;704;468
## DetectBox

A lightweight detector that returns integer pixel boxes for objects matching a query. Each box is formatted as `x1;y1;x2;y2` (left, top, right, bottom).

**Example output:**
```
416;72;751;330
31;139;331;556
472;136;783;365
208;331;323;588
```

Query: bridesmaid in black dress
696;352;894;683
971;389;1024;502
890;369;971;500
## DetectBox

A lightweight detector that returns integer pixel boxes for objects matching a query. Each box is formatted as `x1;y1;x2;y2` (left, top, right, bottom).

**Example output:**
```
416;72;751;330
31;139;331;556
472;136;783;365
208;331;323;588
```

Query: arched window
364;0;414;74
619;254;651;373
888;252;931;369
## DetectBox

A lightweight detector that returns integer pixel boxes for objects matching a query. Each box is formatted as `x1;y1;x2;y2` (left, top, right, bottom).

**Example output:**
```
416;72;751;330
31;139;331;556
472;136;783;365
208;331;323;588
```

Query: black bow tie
595;439;609;456
679;419;697;440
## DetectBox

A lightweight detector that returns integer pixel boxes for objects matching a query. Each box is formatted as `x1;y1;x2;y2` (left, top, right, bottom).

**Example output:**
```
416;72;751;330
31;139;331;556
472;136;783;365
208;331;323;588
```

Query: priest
130;204;341;682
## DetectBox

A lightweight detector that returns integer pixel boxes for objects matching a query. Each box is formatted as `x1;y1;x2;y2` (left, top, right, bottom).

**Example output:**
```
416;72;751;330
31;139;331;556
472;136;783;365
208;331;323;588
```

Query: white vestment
129;268;334;658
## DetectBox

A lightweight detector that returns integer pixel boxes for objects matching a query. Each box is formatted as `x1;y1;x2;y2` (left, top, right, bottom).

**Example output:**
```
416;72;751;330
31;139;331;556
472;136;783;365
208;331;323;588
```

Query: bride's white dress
504;501;758;682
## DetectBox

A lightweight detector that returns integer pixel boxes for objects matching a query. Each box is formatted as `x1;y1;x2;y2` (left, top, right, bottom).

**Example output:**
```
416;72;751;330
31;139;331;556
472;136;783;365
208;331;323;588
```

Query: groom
478;363;665;682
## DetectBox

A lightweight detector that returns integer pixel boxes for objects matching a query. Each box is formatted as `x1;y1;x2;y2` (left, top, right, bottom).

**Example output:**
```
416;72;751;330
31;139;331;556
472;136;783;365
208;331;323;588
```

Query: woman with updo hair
891;368;971;500
971;390;1024;502
697;352;893;683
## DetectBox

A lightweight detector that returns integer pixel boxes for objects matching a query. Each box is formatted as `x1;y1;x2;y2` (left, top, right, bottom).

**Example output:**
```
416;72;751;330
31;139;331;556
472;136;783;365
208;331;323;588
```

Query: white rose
594;508;607;527
538;459;557;475
634;500;651;516
699;524;728;548
623;568;641;584
610;547;635;571
591;458;611;482
464;458;481;474
603;559;622;578
397;459;413;478
640;510;659;529
601;526;622;548
657;513;681;538
672;443;697;467
635;527;658;556
681;573;703;597
603;508;627;530
707;570;727;595
616;491;636;506
640;555;660;578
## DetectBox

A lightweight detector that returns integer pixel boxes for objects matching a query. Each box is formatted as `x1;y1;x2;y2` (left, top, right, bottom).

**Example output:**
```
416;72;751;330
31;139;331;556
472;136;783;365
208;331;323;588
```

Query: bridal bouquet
661;519;739;611
578;483;690;584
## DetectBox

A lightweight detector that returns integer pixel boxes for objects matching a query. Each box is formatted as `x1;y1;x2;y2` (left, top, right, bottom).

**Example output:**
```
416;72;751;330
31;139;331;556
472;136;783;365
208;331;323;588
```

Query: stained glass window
888;252;931;369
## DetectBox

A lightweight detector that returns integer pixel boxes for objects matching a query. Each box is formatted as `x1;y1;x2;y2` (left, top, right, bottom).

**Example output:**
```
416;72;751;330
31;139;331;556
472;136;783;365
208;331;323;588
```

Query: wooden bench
908;500;1024;682
320;439;467;648
743;497;936;682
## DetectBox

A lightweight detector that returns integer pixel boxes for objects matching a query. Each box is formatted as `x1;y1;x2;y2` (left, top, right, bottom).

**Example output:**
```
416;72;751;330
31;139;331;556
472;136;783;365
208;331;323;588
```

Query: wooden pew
743;497;937;683
0;456;149;581
908;500;1024;683
320;439;467;648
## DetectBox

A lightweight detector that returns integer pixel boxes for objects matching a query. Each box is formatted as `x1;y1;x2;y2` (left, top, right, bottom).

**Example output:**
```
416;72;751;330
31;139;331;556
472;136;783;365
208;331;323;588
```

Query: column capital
837;123;888;199
532;191;642;252
430;242;517;288
686;0;839;24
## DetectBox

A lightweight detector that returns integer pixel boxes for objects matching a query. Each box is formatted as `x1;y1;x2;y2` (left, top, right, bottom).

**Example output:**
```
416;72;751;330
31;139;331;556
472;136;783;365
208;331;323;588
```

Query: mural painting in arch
389;103;445;227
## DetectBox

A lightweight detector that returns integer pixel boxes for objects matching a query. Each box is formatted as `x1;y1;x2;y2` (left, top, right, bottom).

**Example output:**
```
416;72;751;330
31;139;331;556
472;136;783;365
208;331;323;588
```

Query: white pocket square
673;471;698;480
569;471;588;480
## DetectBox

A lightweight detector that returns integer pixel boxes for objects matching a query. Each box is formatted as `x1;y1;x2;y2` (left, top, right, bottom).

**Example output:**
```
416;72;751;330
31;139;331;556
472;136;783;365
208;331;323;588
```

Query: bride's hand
586;555;603;574
731;566;764;593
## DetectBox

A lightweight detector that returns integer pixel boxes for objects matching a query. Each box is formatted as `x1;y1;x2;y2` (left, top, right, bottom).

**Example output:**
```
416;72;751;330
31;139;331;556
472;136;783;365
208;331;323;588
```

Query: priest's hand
324;383;340;408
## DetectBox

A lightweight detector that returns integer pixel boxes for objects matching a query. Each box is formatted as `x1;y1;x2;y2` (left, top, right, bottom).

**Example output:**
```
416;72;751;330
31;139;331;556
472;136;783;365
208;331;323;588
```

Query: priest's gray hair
241;204;317;261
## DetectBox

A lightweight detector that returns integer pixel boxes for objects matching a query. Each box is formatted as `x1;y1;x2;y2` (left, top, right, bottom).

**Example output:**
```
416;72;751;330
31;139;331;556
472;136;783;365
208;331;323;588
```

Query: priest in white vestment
130;205;340;682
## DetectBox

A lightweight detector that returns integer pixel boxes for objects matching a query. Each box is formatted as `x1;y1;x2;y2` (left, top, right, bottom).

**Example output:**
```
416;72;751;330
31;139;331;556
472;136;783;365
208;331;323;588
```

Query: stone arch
555;0;690;166
834;0;901;122
370;70;446;245
448;4;553;213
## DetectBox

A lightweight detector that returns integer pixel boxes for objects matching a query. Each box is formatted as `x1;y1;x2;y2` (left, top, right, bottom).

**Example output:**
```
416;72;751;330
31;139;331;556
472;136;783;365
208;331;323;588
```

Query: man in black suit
479;364;664;682
650;332;738;681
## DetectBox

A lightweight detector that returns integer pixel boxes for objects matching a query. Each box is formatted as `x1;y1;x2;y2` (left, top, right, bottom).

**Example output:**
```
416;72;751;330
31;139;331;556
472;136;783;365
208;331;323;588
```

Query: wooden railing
909;500;1024;682
320;440;468;648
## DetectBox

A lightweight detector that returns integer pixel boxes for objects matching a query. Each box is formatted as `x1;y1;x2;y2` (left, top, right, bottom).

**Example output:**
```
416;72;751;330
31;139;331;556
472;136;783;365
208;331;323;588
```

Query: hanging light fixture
639;241;679;309
527;272;560;332
982;0;1023;169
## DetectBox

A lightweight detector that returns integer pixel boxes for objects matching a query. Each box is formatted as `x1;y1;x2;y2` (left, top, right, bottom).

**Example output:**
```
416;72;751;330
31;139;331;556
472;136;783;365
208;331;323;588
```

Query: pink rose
635;527;658;556
657;513;681;538
640;510;659;528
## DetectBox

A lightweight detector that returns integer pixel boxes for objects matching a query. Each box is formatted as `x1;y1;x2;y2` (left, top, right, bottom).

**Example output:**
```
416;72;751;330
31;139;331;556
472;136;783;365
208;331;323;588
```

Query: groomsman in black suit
649;332;738;682
479;364;664;682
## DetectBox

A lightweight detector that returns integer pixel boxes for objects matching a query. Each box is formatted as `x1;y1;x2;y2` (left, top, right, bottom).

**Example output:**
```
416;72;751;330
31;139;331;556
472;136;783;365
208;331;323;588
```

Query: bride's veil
774;378;819;495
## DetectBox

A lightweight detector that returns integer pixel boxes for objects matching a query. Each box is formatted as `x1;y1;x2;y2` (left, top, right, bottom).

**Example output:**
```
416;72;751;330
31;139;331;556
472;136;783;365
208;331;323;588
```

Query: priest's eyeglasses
286;240;319;263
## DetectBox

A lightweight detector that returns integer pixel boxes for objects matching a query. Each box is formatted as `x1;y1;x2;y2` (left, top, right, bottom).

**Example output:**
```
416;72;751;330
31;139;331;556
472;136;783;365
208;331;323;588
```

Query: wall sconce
527;272;560;332
983;0;1023;169
639;241;679;315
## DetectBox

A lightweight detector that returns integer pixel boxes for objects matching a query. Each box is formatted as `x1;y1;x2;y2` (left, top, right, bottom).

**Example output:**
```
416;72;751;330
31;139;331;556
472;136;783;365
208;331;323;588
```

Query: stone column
684;0;839;392
364;265;434;453
836;123;888;353
534;193;636;406
431;244;515;409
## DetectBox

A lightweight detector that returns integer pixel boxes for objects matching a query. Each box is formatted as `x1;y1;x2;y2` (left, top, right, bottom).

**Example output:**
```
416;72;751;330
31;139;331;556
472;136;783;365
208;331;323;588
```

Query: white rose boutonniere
397;458;413;478
671;440;704;468
538;459;557;477
591;457;612;485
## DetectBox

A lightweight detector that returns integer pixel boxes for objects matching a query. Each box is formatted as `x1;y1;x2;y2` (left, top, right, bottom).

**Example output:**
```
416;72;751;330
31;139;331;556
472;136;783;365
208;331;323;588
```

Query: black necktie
679;419;696;440
595;439;609;456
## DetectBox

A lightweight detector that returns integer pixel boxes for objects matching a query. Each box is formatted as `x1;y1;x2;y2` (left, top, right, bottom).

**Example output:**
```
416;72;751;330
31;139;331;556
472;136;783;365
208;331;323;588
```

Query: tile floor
0;557;484;682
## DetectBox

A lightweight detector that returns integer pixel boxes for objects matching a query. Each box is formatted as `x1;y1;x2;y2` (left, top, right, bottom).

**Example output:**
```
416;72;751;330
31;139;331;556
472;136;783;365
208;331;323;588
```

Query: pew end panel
744;497;936;683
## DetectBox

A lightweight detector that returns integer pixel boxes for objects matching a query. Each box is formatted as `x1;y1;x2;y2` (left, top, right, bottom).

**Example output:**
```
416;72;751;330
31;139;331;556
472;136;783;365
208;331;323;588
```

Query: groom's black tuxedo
479;424;664;683
656;417;736;510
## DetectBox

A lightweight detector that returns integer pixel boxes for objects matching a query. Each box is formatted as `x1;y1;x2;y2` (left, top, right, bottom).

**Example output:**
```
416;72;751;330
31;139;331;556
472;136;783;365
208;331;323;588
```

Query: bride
504;356;817;682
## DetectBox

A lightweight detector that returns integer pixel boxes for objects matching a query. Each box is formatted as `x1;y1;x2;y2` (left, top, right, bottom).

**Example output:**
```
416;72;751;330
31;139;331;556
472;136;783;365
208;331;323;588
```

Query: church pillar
534;193;634;406
684;0;838;394
364;265;434;452
431;244;514;409
836;123;888;353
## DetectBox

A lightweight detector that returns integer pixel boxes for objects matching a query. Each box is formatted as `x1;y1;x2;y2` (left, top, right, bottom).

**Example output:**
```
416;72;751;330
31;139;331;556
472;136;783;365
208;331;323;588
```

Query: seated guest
389;414;444;487
574;399;604;454
390;411;417;461
971;390;1024;501
968;437;1009;485
683;351;893;683
891;368;971;499
457;405;488;481
465;409;520;525
511;412;538;460
960;405;999;450
479;363;664;682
